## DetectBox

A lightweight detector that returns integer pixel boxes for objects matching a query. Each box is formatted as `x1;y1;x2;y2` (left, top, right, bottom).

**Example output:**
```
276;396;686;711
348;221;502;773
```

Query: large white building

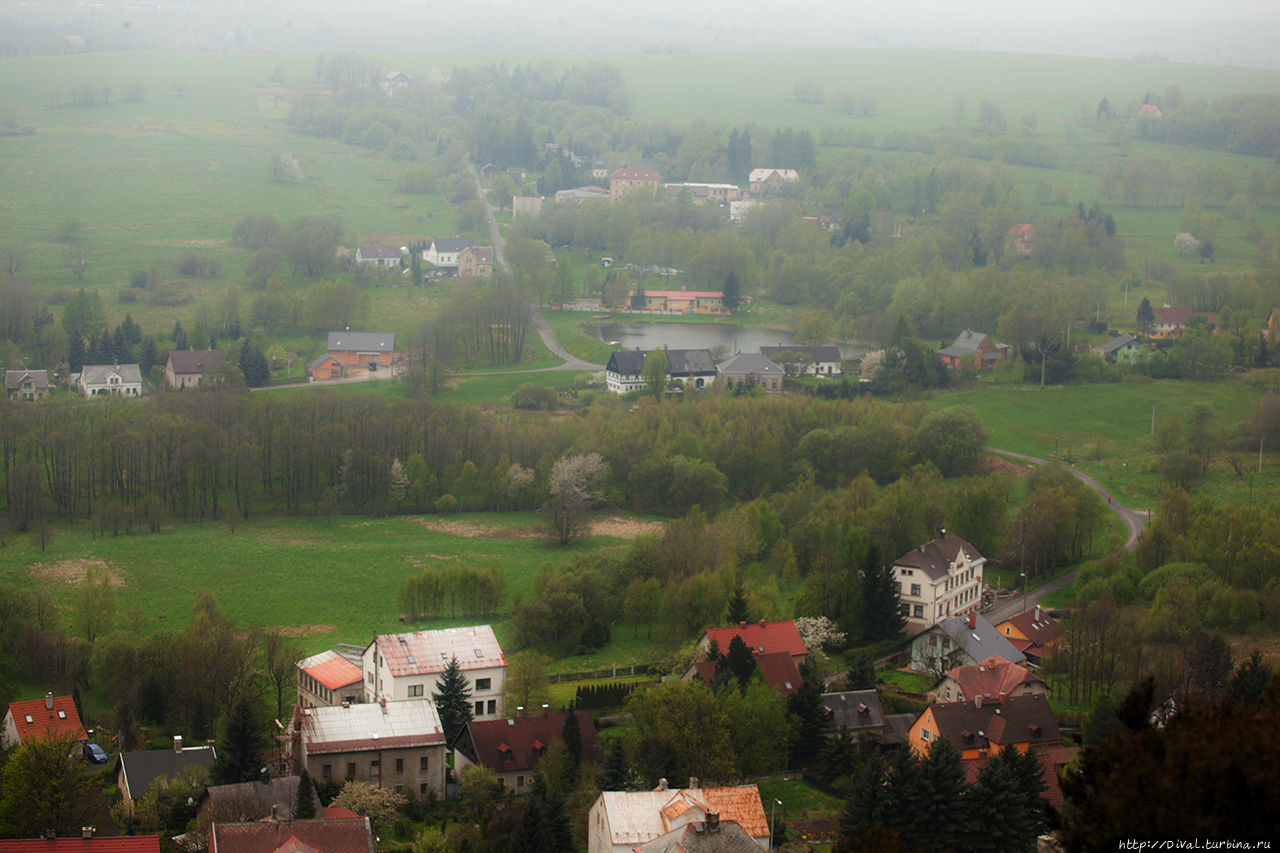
362;626;506;720
589;783;770;853
894;532;986;634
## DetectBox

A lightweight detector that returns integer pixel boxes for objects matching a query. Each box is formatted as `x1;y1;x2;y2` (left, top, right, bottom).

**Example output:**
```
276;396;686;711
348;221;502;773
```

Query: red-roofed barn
3;694;85;749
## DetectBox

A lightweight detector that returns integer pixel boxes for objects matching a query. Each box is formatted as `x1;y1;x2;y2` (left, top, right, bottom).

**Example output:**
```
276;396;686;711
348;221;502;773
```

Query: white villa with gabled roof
361;626;506;720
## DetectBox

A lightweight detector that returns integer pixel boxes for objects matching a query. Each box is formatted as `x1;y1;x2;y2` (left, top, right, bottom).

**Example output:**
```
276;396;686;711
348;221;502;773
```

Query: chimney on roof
1035;605;1042;621
541;704;549;716
739;621;746;629
999;691;1007;704
516;706;524;718
44;829;55;840
656;778;669;791
974;694;982;709
706;813;719;833
45;692;54;710
81;827;94;840
689;776;698;790
380;696;387;712
174;735;183;753
759;619;766;627
968;612;976;630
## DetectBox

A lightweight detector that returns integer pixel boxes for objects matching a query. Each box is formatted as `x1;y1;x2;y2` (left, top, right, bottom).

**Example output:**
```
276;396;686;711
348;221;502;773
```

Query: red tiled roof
962;751;1064;805
1153;307;1217;328
610;167;660;181
300;654;363;692
455;713;601;773
1000;607;1060;647
5;696;85;743
702;621;807;659
753;652;803;695
942;656;1044;701
321;808;357;820
0;840;160;853
210;818;375;853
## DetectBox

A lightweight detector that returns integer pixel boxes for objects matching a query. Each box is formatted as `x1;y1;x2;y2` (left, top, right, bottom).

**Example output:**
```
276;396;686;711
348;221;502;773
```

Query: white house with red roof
288;700;446;797
696;620;808;665
894;532;986;633
2;693;85;748
297;650;365;708
589;782;771;853
1151;306;1218;339
362;626;506;719
748;168;799;194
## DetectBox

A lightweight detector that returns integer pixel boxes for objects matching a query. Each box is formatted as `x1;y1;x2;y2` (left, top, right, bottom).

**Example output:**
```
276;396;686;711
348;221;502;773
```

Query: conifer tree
294;768;317;819
726;583;748;623
597;740;629;791
214;697;264;784
432;655;473;744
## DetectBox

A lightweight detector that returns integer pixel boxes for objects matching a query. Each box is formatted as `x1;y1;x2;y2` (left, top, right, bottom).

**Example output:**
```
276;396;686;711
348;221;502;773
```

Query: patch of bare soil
29;558;124;586
589;517;665;538
984;454;1034;476
412;518;535;539
278;624;337;637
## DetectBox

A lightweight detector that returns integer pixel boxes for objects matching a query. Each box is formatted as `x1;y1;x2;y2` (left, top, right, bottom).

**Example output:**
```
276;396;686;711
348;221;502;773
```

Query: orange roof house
588;783;770;853
609;167;660;202
296;650;364;708
1006;223;1036;255
994;605;1061;661
0;836;160;853
697;620;808;664
908;693;1060;760
2;694;85;748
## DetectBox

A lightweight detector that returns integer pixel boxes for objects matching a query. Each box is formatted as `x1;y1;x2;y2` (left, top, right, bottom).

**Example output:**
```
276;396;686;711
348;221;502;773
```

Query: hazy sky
3;0;1279;67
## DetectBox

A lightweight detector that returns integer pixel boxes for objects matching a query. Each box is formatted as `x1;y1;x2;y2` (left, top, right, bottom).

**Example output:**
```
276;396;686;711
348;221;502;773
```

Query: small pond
585;321;866;359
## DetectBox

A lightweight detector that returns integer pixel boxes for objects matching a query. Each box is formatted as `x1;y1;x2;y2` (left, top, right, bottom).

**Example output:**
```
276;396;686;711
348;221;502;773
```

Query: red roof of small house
998;606;1060;647
610;167;660;181
962;750;1064;805
321;807;358;820
298;651;363;692
687;652;802;695
5;695;85;743
1153;307;1217;328
210;818;375;853
633;290;724;301
703;621;808;660
0;839;161;853
1137;104;1162;116
940;656;1044;702
454;712;601;773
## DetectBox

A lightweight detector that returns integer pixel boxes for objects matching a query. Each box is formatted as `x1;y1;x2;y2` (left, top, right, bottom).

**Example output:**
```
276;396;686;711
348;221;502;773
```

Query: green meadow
0;510;653;658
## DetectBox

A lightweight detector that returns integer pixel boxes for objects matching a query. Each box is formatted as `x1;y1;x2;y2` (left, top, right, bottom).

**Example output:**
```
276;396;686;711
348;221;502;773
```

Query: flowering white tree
1173;232;1202;255
795;615;847;651
545;452;610;544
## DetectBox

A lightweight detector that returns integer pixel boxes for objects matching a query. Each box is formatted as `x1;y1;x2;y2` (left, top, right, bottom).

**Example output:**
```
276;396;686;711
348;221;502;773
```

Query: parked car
82;742;108;764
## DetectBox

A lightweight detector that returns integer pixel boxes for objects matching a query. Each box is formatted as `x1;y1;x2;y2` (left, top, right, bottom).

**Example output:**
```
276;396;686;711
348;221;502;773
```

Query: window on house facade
475;701;484;716
396;758;404;773
408;684;424;697
420;784;428;794
913;605;924;618
394;785;403;794
420;756;428;771
517;776;525;788
475;678;491;691
911;584;921;597
322;764;332;779
346;763;356;779
487;700;496;715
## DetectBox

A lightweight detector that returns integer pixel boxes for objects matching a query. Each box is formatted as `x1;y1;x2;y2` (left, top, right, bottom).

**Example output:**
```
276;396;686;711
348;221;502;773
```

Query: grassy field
0;510;653;656
932;376;1269;506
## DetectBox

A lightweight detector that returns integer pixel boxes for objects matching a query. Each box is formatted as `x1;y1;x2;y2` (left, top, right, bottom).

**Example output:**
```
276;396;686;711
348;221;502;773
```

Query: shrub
511;383;559;410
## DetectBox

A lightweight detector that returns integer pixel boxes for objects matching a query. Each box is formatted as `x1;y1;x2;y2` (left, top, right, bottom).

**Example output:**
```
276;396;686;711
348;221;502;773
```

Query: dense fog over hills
0;0;1278;67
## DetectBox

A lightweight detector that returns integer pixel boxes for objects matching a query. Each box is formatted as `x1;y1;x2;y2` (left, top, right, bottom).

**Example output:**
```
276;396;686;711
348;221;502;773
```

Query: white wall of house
897;552;984;633
362;651;506;720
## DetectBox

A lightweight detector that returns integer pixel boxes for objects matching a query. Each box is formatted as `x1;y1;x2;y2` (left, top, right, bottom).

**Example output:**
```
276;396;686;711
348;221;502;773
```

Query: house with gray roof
820;690;886;741
422;238;474;270
4;369;50;400
605;350;648;394
115;737;217;816
165;348;226;389
895;532;986;633
1097;333;1146;364
665;349;717;390
718;353;784;393
759;345;842;377
909;612;1025;676
78;363;143;398
325;332;395;375
199;775;319;823
937;329;1011;371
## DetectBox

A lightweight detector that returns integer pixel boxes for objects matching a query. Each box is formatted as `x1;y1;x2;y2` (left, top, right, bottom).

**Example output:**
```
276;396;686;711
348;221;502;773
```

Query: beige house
717;353;785;393
747;168;799;194
296;649;365;708
458;246;494;279
78;363;143;398
164;348;226;389
288;699;446;797
362;626;506;720
609;167;660;202
4;369;50;400
894;532;986;634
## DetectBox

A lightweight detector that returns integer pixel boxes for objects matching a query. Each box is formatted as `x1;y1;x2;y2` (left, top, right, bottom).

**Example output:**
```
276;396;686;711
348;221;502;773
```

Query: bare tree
2;244;30;277
65;245;88;280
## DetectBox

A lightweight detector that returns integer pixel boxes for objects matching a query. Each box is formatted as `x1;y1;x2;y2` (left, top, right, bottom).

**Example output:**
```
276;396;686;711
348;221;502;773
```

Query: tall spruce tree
860;544;905;641
724;635;756;690
915;738;967;851
560;706;582;788
432;655;473;744
294;768;317;819
597;740;629;791
726;583;748;623
213;697;264;784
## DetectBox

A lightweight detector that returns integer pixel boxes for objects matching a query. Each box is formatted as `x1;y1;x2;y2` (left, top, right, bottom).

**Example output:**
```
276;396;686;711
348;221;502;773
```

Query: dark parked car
82;742;108;764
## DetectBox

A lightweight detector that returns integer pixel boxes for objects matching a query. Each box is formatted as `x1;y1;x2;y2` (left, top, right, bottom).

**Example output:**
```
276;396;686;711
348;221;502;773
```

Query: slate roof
367;626;505;677
820;690;886;733
429;238;474;254
5;695;84;744
1099;333;1138;354
80;364;142;385
950;329;994;353
894;533;985;582
167;348;226;376
748;168;799;183
664;349;717;376
0;839;160;853
209;817;376;853
355;245;401;261
202;776;317;821
4;369;49;391
298;651;363;691
117;746;217;801
299;700;444;756
928;612;1026;666
937;656;1044;702
606;350;647;376
596;786;769;847
880;713;916;748
718;353;784;377
923;693;1060;752
452;712;601;773
702;621;807;659
326;332;394;354
759;345;841;363
634;819;762;853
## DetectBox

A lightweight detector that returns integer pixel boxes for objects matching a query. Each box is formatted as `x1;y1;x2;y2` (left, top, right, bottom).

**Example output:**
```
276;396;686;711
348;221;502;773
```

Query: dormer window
24;714;33;724
57;710;66;719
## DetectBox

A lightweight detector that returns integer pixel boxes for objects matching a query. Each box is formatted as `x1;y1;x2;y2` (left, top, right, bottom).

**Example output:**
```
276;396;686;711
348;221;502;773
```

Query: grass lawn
876;669;933;694
0;510;654;656
932;377;1268;506
756;778;844;848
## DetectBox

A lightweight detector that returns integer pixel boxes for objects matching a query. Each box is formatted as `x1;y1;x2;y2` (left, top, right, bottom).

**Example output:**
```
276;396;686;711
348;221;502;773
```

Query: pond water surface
585;321;866;359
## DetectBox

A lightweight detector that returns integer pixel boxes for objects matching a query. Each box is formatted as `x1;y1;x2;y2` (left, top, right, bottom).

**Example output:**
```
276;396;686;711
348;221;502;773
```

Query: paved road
982;447;1150;620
